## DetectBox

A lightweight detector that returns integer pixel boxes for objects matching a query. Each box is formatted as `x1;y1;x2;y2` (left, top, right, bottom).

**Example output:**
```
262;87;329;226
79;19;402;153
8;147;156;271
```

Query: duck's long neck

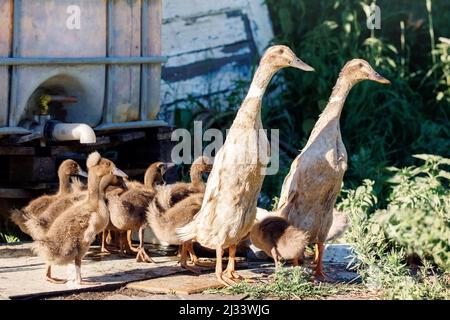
307;74;353;144
57;172;71;196
190;166;205;191
144;171;158;193
87;171;101;205
234;63;278;125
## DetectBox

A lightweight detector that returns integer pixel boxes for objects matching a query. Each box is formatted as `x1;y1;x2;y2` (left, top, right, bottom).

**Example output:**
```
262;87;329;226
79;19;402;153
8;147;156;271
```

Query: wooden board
128;273;225;295
160;0;273;106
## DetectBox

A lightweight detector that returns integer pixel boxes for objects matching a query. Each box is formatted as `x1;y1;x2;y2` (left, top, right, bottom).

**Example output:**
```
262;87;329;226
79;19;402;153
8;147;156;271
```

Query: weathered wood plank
162;0;243;21
161;60;252;105
162;12;248;57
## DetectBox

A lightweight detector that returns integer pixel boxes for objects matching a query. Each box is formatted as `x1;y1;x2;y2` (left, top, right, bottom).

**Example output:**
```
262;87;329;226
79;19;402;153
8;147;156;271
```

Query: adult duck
277;59;390;278
177;45;314;286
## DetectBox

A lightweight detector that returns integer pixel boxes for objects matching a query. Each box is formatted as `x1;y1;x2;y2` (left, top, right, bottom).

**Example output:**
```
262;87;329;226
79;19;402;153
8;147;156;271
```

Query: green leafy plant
338;155;449;299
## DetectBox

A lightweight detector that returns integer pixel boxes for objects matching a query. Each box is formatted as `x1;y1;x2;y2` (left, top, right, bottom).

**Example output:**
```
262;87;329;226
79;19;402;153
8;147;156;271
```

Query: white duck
177;45;314;286
277;59;390;278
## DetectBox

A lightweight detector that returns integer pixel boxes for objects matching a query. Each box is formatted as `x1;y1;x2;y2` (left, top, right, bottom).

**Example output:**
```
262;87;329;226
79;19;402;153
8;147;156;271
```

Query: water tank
0;0;166;137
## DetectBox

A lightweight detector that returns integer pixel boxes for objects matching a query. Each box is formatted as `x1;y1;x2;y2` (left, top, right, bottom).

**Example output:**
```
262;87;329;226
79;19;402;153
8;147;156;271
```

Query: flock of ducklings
11;45;390;287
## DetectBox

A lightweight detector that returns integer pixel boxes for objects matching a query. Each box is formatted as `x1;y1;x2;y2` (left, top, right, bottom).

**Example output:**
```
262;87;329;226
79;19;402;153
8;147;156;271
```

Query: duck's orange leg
224;245;244;281
179;243;201;274
313;242;334;281
135;227;154;263
45;265;67;284
215;246;235;287
75;258;99;285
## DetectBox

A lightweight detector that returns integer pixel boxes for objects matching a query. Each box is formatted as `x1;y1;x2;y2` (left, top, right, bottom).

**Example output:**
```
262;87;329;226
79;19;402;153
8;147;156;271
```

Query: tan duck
147;193;204;273
106;162;167;262
29;152;127;284
10;159;87;235
250;216;308;268
277;59;390;278
177;45;314;286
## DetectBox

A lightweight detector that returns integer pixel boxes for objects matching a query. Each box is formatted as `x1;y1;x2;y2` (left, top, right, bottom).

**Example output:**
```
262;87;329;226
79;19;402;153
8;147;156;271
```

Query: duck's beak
291;58;315;72
113;167;128;178
77;169;88;178
369;71;391;84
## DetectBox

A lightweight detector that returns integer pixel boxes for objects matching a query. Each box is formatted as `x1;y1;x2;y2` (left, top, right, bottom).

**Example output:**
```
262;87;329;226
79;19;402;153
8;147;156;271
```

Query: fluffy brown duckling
250;216;309;268
30;152;127;284
107;162;167;262
25;171;126;240
152;156;212;211
10;159;87;235
147;193;204;273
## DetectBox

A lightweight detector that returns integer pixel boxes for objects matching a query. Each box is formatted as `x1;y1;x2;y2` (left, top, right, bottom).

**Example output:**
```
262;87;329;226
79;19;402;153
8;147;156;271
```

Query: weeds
338;155;449;299
211;267;355;300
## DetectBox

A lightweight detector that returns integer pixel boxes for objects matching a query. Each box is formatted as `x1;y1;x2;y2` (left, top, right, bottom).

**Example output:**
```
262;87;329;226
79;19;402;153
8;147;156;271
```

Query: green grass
209;267;358;300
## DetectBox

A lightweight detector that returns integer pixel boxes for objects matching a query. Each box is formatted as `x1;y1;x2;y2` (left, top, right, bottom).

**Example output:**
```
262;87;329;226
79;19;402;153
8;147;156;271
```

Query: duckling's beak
369;71;391;84
291;58;315;72
113;167;128;178
77;169;88;178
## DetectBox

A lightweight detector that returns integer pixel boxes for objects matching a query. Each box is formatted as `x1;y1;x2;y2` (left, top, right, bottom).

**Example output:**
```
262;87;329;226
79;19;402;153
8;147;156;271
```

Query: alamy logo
66;5;81;30
366;3;381;30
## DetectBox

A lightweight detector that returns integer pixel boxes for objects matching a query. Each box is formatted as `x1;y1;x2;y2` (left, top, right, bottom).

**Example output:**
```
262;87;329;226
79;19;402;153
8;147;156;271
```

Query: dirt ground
46;286;380;300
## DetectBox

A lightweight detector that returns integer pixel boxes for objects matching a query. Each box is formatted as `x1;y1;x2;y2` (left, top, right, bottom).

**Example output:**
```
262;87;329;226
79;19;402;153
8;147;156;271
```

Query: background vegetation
180;0;449;299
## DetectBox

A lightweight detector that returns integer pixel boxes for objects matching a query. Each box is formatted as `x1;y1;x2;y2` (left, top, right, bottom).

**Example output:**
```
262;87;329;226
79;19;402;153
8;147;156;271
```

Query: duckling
152;156;212;211
107;162;167;262
277;59;390;279
177;45;314;286
10;159;87;235
25;175;125;240
250;216;309;268
30;152;127;284
147;192;204;273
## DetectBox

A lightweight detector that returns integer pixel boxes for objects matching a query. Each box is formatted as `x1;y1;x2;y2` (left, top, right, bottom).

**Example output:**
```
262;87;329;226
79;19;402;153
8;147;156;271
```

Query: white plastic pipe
52;123;96;144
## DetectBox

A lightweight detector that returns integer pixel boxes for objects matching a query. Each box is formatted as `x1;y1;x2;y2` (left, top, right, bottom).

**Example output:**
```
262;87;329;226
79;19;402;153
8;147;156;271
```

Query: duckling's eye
359;62;364;68
278;49;284;54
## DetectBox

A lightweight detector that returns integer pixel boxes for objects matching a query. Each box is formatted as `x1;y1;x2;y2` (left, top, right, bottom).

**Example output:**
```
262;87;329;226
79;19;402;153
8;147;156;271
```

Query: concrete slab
0;242;185;300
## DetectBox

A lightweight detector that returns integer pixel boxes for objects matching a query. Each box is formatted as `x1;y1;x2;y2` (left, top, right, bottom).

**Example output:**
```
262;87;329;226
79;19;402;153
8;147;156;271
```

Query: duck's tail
10;209;30;235
326;209;349;242
176;220;196;242
23;213;50;241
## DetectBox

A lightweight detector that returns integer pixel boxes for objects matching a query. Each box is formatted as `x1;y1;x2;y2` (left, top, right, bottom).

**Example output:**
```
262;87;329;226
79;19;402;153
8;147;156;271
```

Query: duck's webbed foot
45;265;67;284
135;247;154;263
179;243;202;274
